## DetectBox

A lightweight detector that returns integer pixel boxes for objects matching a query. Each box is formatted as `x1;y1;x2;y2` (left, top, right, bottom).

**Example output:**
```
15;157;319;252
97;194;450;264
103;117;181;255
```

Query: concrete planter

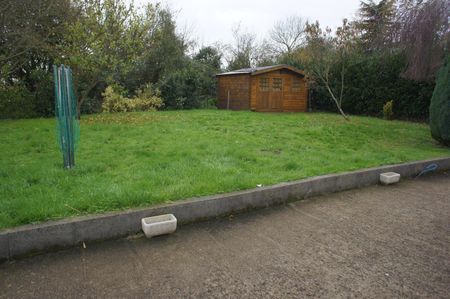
141;214;177;238
380;172;401;185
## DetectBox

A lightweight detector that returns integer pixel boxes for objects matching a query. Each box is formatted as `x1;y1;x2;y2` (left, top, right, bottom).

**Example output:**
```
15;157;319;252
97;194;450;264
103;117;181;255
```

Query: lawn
0;110;448;229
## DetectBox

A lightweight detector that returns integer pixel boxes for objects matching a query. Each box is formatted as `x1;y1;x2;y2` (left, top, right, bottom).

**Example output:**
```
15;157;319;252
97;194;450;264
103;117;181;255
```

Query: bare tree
270;16;306;55
226;24;258;70
253;39;277;66
169;4;203;56
396;0;450;81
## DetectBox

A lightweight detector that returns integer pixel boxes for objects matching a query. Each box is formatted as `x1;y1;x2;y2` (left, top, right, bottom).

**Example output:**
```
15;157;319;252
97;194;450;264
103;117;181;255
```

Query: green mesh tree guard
53;65;79;169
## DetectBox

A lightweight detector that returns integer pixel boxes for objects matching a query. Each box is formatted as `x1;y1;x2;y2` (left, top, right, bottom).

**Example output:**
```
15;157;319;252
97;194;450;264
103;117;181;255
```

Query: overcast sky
135;0;361;46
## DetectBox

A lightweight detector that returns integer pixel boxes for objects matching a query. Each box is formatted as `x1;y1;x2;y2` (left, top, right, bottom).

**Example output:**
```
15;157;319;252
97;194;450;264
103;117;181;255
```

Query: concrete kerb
1;157;449;261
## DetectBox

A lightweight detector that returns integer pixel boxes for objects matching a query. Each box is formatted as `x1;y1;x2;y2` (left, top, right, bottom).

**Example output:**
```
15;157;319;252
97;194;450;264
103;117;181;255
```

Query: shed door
256;77;283;111
258;77;270;110
270;77;283;111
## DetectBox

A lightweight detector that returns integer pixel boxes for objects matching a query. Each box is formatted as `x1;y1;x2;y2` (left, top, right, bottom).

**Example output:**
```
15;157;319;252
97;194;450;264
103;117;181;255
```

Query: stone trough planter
141;214;177;238
379;172;401;185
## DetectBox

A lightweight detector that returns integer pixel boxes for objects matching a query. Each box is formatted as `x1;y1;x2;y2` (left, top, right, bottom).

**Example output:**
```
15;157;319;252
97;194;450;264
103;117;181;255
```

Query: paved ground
1;172;449;298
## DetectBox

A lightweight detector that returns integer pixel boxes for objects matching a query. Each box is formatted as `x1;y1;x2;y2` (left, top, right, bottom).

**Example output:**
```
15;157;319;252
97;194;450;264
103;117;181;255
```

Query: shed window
259;78;269;91
272;78;282;91
292;78;301;92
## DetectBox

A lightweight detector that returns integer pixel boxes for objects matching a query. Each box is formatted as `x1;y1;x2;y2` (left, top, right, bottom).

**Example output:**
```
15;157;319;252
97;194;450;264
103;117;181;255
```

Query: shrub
202;98;218;109
133;84;164;111
102;84;163;113
159;60;217;109
174;97;187;109
101;86;126;113
0;84;36;119
0;68;57;119
383;100;394;120
30;69;55;117
429;55;450;146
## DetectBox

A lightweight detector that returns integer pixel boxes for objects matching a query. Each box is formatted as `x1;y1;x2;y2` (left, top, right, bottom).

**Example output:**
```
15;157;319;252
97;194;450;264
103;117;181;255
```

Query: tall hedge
0;70;55;119
159;60;217;109
429;55;450;146
311;52;435;121
0;84;36;119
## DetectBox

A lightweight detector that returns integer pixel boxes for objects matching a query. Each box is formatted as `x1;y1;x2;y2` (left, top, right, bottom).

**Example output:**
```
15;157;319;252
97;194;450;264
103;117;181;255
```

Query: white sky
134;0;361;46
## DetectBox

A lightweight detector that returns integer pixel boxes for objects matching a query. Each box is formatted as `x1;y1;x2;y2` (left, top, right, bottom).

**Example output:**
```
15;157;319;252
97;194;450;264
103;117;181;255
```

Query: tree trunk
325;83;349;120
75;79;99;119
76;96;85;120
315;66;349;121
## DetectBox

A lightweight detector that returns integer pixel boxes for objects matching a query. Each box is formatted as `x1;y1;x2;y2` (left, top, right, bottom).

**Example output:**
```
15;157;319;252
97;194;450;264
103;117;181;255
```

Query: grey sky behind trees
135;0;361;45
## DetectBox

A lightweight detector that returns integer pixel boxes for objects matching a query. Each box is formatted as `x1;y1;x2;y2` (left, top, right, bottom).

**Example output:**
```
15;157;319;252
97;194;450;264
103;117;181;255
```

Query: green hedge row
0;70;54;119
311;53;435;121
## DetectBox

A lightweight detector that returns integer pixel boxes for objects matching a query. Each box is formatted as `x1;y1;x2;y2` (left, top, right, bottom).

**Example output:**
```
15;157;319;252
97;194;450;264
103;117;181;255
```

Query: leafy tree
356;0;396;52
429;55;450;145
299;20;359;120
0;0;74;118
0;0;72;82
194;46;222;71
59;0;151;117
134;6;187;86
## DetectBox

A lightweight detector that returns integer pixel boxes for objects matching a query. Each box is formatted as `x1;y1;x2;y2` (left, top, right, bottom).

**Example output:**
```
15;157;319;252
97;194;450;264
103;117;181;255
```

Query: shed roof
216;64;305;77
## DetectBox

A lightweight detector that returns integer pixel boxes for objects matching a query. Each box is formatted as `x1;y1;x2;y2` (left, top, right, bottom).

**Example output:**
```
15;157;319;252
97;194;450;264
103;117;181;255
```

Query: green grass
0;110;448;229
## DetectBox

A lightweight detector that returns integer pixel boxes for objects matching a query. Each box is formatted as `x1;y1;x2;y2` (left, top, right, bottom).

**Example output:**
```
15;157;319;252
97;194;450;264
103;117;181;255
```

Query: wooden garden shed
216;64;308;112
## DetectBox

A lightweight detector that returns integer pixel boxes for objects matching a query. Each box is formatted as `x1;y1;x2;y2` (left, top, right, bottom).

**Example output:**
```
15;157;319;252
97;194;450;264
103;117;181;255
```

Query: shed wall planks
217;66;308;112
217;74;251;110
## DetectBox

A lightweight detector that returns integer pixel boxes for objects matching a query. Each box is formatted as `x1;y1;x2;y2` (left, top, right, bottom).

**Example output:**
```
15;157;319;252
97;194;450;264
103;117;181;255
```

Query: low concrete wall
1;157;449;261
